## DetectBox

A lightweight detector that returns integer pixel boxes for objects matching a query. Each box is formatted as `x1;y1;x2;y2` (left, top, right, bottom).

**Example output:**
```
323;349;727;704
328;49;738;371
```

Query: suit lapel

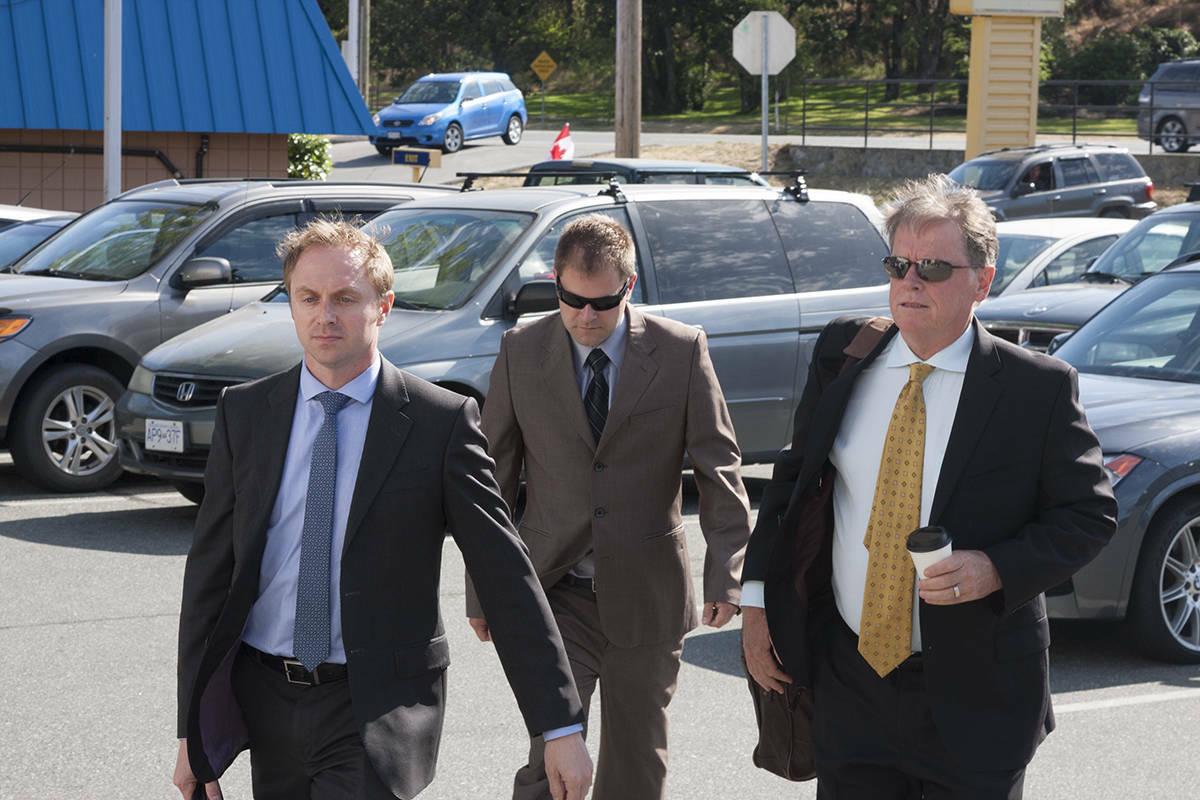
343;361;413;550
599;307;657;451
244;367;302;552
930;319;1003;523
540;319;597;451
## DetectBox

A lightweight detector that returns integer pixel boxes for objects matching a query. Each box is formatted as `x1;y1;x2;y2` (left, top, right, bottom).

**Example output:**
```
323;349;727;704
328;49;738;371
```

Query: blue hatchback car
371;72;527;155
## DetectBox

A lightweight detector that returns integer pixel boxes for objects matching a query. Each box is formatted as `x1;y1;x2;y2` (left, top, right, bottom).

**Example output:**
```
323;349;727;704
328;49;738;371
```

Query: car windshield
0;221;69;267
948;159;1017;191
13;199;213;280
1087;211;1200;281
1056;272;1200;384
397;81;461;105
362;207;533;309
991;233;1055;295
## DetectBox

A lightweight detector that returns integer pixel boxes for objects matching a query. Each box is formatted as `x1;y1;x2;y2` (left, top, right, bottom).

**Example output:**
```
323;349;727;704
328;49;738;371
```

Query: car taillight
1146;180;1154;199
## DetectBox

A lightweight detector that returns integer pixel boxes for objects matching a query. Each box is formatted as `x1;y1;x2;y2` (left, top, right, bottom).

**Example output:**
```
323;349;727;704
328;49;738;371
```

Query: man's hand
741;606;792;694
468;616;491;642
918;550;1002;605
544;731;593;800
173;740;223;799
701;601;738;628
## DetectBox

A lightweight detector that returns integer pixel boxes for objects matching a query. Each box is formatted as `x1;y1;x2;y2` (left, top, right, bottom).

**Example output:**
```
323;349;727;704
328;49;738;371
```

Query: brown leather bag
745;316;891;782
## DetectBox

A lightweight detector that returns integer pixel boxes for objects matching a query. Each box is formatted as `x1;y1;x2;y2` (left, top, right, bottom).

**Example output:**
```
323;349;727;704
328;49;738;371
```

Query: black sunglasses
555;276;631;311
882;256;976;283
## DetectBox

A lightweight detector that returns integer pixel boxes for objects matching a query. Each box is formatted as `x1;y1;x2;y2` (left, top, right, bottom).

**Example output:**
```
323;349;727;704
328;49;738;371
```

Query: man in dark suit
173;219;591;800
741;174;1117;799
466;214;750;800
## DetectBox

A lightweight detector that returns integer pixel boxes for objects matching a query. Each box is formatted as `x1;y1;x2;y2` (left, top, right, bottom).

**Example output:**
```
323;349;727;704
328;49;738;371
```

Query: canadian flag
549;123;574;160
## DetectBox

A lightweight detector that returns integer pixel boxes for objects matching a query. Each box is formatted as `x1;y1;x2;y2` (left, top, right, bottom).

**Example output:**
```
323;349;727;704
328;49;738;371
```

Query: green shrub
288;134;332;180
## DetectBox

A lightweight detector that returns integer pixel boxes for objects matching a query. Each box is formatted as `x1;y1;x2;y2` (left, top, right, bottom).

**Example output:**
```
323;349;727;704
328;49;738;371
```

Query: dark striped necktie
584;348;610;444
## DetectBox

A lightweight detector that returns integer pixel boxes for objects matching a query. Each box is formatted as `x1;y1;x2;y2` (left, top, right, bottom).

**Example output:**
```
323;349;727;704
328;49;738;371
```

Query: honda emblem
176;381;197;403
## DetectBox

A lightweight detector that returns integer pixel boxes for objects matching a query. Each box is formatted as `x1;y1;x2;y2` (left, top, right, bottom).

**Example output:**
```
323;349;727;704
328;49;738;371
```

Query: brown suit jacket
468;306;750;648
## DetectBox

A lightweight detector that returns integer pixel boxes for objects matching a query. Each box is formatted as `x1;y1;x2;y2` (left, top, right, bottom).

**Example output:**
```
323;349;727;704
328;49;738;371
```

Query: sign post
733;11;795;171
531;51;557;130
391;148;441;181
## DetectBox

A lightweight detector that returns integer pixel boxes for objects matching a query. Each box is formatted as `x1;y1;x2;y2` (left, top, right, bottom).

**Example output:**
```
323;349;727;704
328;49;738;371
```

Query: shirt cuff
543;723;584;741
740;580;765;608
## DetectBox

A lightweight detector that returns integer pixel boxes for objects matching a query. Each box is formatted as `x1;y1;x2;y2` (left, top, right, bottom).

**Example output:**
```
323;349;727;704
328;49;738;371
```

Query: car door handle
1093;189;1107;195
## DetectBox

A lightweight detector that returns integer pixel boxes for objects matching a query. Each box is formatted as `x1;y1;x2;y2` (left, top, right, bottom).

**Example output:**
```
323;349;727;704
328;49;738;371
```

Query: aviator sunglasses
555;275;632;311
882;256;976;283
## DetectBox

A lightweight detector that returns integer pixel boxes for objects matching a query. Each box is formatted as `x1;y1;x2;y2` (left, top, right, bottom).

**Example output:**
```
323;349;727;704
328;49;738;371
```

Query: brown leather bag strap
839;316;892;373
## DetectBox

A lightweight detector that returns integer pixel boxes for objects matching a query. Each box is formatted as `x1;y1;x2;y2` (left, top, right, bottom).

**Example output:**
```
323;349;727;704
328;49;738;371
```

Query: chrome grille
152;375;245;408
982;323;1075;352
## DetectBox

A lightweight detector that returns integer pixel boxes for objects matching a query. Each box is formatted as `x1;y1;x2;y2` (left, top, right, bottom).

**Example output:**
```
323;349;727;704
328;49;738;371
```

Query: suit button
594;507;606;518
593;462;606;472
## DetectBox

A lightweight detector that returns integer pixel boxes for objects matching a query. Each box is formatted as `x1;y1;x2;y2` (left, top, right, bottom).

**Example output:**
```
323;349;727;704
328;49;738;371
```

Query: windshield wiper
17;267;100;280
1079;271;1131;285
392;299;438;310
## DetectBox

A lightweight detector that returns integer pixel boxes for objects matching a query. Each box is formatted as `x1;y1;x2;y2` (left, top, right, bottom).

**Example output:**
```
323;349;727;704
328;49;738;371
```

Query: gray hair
883;173;998;268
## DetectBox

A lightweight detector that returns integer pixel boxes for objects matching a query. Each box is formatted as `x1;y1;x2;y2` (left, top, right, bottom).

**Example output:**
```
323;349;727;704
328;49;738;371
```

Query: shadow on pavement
1047;619;1200;693
0;504;197;555
681;628;744;677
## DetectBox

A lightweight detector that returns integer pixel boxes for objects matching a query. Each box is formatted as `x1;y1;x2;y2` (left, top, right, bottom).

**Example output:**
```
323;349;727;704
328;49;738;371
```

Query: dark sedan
1050;265;1200;663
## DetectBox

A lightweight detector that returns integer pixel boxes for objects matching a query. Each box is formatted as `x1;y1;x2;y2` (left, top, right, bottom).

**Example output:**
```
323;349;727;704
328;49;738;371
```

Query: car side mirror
506;279;558;318
170;256;232;289
1046;332;1071;356
1012;182;1036;197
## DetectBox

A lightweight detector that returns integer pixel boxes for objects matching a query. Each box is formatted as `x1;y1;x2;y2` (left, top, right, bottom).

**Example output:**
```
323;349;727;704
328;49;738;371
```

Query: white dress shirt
241;356;379;663
743;324;974;653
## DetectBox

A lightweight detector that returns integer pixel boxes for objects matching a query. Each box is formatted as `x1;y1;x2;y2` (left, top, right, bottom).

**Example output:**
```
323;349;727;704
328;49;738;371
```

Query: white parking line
0;491;182;508
1055;688;1200;714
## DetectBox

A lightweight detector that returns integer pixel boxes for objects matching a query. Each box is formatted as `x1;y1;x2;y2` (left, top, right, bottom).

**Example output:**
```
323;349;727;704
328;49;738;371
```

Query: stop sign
733;11;795;76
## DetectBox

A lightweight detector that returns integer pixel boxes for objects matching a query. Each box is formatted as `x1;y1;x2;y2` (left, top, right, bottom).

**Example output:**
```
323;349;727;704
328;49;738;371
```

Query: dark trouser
513;579;684;800
231;645;394;800
811;618;1026;800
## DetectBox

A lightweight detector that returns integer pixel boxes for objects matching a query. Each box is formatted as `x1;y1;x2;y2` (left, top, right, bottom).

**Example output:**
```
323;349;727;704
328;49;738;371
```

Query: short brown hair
883;173;998;268
277;218;394;296
554;214;636;281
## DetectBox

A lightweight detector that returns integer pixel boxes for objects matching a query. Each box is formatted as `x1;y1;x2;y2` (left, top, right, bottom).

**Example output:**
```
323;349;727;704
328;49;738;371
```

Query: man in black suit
173;219;591;800
741;174;1117;799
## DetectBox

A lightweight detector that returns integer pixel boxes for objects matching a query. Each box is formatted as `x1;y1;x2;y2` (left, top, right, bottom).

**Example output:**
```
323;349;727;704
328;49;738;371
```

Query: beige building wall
0;130;289;212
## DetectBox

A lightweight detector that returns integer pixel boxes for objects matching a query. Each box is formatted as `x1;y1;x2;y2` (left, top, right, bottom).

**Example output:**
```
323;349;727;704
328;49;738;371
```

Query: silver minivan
1138;58;1200;153
116;182;893;501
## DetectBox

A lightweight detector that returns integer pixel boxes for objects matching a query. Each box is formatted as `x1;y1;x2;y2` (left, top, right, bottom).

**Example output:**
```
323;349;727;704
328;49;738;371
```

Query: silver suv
116;181;893;501
947;143;1155;221
0;178;454;492
1138;59;1200;153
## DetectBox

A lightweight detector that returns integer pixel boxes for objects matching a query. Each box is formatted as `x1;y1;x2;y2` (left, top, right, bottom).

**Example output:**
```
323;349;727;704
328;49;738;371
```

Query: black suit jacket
178;359;582;799
743;316;1117;771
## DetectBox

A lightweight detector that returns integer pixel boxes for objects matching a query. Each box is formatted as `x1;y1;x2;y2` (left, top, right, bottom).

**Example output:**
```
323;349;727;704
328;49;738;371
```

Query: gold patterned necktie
858;362;935;677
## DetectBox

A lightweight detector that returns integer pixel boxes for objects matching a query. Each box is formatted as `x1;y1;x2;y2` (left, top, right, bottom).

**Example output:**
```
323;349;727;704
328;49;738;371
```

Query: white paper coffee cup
906;526;953;578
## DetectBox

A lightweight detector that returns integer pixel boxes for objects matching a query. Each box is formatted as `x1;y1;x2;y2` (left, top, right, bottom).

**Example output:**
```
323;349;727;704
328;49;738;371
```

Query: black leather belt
242;643;348;686
558;573;596;592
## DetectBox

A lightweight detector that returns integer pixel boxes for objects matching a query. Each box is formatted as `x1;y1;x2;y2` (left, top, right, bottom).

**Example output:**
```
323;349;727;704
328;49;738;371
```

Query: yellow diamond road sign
531;51;557;81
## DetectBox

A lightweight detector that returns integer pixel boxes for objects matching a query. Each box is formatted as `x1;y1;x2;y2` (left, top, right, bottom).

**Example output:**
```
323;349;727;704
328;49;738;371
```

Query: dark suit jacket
467;307;749;647
743;316;1117;771
178;359;582;799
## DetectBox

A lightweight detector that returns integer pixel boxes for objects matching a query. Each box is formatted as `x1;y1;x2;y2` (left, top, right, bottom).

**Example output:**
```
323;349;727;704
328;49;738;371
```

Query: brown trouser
513;579;685;800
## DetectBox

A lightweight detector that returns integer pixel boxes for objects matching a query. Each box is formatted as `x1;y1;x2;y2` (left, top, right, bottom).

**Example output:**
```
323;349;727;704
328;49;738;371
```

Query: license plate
387;131;401;139
145;419;184;453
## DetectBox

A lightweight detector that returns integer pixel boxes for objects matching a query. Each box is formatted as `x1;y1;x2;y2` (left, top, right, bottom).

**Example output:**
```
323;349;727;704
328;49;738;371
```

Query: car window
195;213;298;283
499;78;517;92
1059;157;1100;187
770;200;889;292
461;82;482;101
1093;152;1145;181
364;207;533;310
1018;161;1054;192
1037;235;1119;286
516;208;644;301
640;199;793;302
482;79;503;95
397;80;460;104
992;233;1055;295
0;221;67;267
14;199;213;280
1092;214;1200;279
1057;274;1200;384
948;159;1017;191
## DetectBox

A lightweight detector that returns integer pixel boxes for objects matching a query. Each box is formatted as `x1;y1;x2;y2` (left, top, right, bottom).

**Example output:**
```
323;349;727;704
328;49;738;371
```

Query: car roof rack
976;142;1125;157
757;171;808;201
455;168;780;192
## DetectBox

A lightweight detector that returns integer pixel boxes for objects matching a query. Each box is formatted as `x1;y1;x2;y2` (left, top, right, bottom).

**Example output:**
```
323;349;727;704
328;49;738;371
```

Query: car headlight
1103;453;1143;488
372;113;380;126
418;112;443;126
0;316;31;341
128;364;155;395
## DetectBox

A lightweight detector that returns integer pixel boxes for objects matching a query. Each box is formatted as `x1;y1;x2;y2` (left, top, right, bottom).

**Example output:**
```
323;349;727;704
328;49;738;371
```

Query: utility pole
103;0;121;200
615;0;641;158
347;0;360;88
359;0;370;103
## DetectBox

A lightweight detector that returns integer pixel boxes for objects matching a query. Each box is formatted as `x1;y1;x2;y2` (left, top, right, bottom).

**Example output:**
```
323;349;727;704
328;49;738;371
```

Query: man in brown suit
466;214;751;800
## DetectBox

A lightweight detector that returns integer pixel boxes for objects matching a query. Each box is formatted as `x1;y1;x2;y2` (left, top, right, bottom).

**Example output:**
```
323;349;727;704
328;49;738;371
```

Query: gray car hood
976;282;1126;327
1078;372;1200;454
0;273;125;308
141;299;439;379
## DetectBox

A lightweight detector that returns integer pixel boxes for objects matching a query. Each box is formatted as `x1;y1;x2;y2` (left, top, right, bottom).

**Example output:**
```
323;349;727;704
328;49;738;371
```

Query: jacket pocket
994;618;1050;661
394;635;450;677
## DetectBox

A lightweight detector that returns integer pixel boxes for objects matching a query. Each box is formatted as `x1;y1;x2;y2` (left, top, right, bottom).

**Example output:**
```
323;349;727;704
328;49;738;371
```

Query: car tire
173;481;206;505
1127;497;1200;663
9;364;125;492
502;114;524;145
1156;117;1191;153
1100;207;1129;219
375;144;394;157
442;123;463;154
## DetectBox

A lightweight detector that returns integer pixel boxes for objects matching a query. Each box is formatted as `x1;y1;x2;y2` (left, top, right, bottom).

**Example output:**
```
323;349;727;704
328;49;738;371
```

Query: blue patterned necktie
293;390;352;671
584;348;610;444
